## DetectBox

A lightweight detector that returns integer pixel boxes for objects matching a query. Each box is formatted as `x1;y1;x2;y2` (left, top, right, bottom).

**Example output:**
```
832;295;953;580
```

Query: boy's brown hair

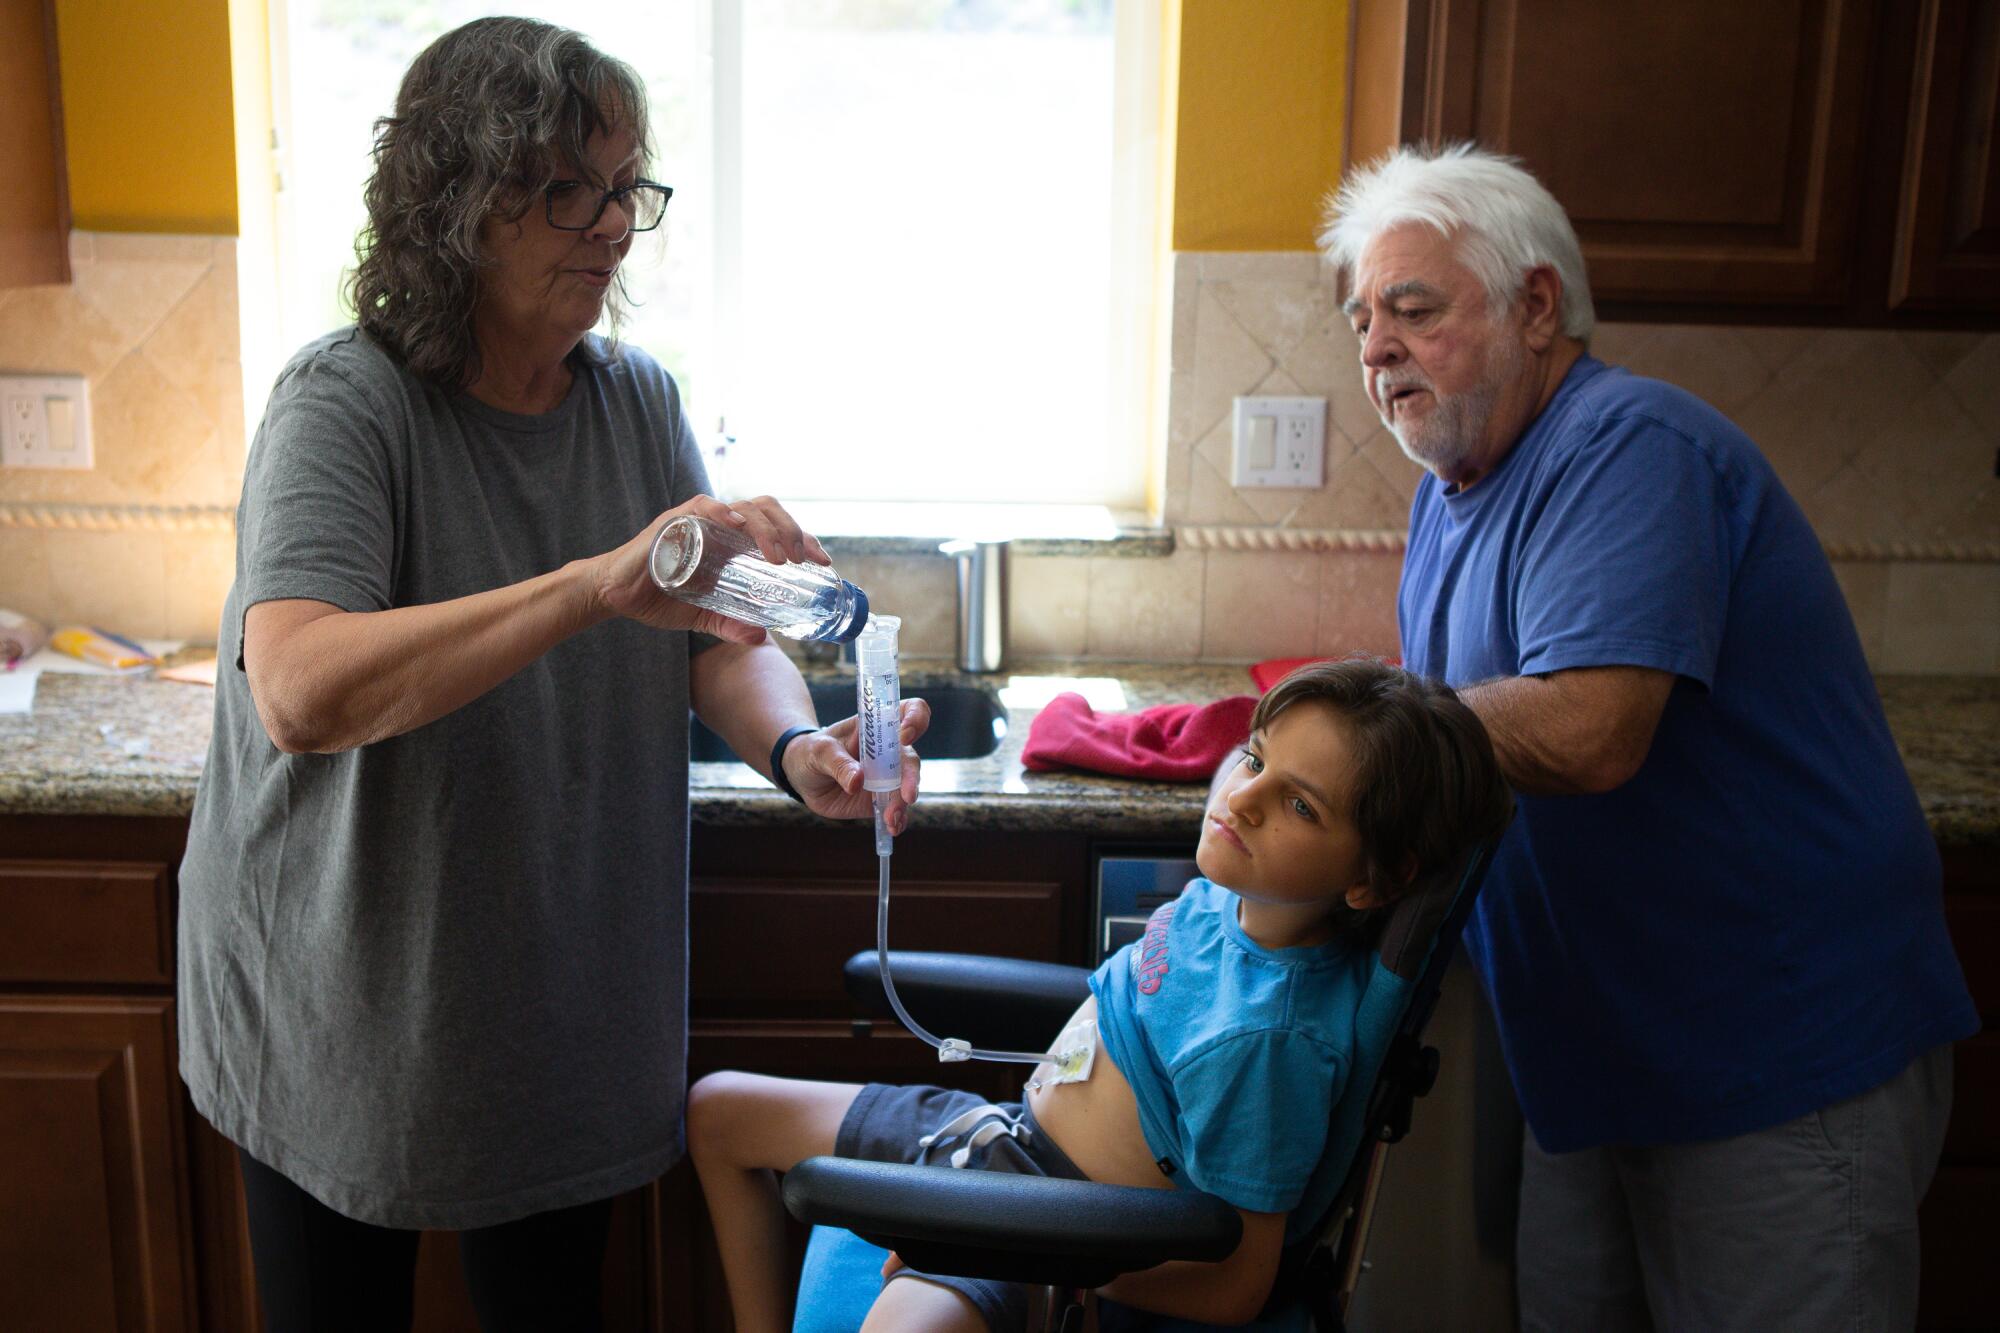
1250;658;1513;924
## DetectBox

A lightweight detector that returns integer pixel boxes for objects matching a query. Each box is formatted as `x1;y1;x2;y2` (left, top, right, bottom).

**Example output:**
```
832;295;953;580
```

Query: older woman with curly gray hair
175;17;926;1325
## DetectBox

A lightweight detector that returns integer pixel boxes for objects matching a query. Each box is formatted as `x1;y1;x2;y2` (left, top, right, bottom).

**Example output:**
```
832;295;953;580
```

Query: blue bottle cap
815;581;869;644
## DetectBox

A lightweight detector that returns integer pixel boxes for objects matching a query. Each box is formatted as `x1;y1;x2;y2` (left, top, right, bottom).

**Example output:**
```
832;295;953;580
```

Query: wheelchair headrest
1374;836;1494;983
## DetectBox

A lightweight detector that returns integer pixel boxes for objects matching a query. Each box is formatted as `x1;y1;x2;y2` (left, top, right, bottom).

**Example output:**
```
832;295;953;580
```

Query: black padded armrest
843;951;1092;1052
783;1156;1242;1289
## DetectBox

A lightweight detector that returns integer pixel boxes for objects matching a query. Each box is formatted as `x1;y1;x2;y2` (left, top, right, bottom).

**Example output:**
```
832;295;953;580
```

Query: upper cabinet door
1352;0;1880;314
0;0;70;288
1890;0;2000;313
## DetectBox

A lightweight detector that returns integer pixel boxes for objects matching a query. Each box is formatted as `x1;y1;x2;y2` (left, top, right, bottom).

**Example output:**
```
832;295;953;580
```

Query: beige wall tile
1584;323;1656;367
1942;337;2000;439
1182;421;1266;526
1008;554;1088;658
42;528;169;639
1183;287;1275;451
1200;549;1320;661
1208;276;1339;364
0;284;131;381
1878;563;2000;674
1193;252;1322;285
1316;551;1403;660
89;233;219;266
1277;312;1376;448
839;555;956;660
1085;546;1206;660
1897;331;1985;381
1162;365;1196;514
1830;561;1888;668
1849;391;1996;543
161;527;237;644
0;233;247;511
76;350;219;505
1605;325;1775;418
1148;255;1994;673
1730;331;1934;503
1731;326;1819;377
0;527;56;624
1168;253;1201;375
1357;427;1423;512
70;243;209;354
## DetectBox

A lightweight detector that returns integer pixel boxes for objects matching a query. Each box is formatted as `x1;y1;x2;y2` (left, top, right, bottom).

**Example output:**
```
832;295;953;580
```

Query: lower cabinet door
0;994;193;1332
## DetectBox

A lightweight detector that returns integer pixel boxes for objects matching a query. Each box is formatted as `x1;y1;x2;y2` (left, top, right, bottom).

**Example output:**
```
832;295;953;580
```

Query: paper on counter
0;668;36;715
0;639;185;714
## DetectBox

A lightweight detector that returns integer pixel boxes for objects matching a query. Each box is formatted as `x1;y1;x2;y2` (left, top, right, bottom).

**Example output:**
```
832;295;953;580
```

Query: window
270;0;1157;509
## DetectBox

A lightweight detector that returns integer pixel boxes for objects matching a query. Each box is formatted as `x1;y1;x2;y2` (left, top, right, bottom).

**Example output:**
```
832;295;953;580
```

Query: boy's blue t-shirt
1089;878;1373;1220
1399;355;1977;1151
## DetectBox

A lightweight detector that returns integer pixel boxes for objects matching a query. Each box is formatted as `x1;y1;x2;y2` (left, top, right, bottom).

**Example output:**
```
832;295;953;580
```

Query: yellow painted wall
54;0;237;233
1171;0;1346;252
48;0;1341;244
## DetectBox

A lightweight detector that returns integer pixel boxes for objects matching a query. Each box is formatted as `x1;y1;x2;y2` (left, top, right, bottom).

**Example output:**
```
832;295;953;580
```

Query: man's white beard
1386;334;1524;479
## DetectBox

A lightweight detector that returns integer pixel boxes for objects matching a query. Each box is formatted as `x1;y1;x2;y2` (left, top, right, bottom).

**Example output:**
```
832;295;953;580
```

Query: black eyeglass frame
542;180;674;233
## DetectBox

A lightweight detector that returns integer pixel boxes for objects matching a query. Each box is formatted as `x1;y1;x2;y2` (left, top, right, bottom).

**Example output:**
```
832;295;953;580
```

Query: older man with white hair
1321;144;1977;1331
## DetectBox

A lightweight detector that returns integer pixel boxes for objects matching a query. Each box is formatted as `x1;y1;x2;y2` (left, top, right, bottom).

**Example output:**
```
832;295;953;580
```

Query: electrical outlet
1231;396;1325;488
0;374;92;469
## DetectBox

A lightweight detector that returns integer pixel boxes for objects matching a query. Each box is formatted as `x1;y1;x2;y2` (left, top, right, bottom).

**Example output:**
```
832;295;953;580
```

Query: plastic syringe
854;615;1043;1066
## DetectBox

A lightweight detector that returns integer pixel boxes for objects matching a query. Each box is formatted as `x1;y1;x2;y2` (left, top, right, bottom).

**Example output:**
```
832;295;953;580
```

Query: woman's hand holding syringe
776;695;928;831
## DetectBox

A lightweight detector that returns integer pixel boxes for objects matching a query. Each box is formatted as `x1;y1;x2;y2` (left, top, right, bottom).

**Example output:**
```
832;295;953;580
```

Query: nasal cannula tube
856;615;1044;1067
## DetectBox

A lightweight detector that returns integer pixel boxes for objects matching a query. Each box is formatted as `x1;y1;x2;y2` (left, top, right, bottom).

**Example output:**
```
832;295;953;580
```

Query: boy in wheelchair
688;659;1512;1332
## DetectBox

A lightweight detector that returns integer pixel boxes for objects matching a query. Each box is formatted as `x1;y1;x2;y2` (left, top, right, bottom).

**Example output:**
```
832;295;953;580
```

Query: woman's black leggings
237;1147;614;1332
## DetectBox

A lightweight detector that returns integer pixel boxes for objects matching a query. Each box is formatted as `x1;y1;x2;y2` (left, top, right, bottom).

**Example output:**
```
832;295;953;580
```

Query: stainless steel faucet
942;539;1009;674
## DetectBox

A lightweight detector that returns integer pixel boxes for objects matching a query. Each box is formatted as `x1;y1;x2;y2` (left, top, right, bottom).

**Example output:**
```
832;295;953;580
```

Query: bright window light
270;0;1151;511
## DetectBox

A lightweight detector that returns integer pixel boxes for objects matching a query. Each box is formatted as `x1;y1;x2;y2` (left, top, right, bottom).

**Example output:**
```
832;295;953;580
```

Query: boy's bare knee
861;1275;988;1332
687;1070;754;1159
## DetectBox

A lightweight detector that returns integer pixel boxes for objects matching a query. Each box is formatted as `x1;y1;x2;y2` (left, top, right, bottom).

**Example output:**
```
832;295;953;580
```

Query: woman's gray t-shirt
178;328;713;1228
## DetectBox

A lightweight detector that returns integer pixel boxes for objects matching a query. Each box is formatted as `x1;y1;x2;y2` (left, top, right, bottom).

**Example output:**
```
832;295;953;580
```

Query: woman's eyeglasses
543;180;673;234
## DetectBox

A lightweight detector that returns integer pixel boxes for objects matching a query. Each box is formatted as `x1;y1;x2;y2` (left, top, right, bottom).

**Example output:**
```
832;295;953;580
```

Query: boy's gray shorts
836;1082;1090;1332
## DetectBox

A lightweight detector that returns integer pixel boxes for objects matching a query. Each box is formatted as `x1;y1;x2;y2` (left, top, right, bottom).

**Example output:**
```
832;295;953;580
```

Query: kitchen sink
689;680;1007;763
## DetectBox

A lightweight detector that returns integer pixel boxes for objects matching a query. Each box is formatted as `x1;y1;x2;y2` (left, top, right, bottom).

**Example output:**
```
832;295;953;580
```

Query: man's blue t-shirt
1090;879;1372;1228
1399;355;1977;1151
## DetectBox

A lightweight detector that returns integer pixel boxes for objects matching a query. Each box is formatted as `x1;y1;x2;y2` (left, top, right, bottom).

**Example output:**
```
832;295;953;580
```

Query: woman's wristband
768;725;817;803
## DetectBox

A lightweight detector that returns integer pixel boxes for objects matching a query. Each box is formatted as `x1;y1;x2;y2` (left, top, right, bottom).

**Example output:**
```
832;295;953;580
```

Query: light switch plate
1;374;93;470
1231;395;1325;488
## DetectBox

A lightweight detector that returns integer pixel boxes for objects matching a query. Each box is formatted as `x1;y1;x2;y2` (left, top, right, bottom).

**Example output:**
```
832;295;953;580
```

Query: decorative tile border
0;502;236;533
1178;524;1997;563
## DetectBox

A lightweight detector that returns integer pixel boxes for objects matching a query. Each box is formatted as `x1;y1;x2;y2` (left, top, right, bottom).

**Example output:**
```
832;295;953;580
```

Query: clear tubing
858;613;1043;1066
877;851;1046;1066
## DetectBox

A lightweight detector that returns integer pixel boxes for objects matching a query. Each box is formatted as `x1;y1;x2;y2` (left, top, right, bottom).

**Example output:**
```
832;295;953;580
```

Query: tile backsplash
0;232;242;642
2;239;1993;674
995;252;1997;674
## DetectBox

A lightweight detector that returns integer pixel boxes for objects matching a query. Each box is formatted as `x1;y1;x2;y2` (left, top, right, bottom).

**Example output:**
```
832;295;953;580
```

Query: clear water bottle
648;514;870;643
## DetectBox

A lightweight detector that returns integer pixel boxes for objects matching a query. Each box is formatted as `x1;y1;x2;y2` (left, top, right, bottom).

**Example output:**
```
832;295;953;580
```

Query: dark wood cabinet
0;0;70;287
10;803;1988;1329
1350;0;2000;327
0;814;1092;1332
0;996;194;1331
1889;0;2000;314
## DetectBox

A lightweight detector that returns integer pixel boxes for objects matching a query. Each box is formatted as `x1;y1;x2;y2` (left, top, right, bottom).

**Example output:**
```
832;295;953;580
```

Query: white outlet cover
1231;395;1325;488
0;374;92;470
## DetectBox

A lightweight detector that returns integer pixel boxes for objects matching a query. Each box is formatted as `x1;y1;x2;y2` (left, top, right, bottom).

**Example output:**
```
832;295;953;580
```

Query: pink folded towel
1021;693;1258;782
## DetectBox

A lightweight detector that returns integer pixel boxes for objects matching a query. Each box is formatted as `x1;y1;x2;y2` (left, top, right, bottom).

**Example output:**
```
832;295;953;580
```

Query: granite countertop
1;661;1994;845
